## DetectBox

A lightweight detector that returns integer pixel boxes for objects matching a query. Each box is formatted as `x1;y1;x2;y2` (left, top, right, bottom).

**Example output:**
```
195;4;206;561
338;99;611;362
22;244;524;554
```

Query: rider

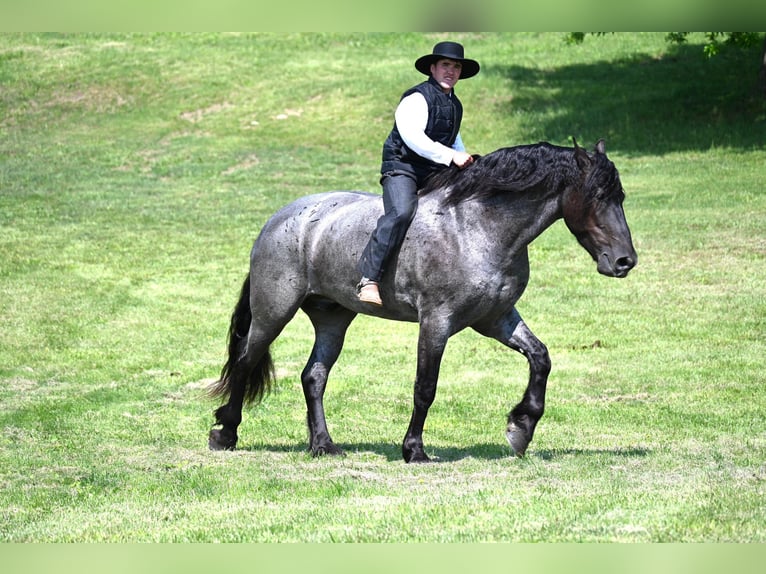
357;41;480;306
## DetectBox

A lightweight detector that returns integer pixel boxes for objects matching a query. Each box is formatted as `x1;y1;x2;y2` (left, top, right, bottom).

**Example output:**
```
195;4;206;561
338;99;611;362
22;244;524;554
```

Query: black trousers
358;172;419;282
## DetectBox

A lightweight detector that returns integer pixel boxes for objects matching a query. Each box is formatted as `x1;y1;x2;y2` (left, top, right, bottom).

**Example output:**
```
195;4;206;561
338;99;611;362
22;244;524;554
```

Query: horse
207;139;637;462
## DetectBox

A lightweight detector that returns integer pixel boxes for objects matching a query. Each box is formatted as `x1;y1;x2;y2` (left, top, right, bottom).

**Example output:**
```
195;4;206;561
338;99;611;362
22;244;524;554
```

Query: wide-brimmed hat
414;41;480;79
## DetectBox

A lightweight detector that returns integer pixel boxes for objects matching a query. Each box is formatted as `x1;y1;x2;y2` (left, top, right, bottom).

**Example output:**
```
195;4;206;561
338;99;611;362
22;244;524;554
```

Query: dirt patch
221;154;260;176
48;86;129;113
179;102;233;123
115;130;211;174
3;377;38;393
274;108;303;120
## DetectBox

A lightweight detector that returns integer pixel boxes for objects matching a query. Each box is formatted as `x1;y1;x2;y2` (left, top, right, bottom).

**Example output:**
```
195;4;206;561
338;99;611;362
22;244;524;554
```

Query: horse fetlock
505;422;530;457
506;411;537;457
402;438;431;463
208;427;238;451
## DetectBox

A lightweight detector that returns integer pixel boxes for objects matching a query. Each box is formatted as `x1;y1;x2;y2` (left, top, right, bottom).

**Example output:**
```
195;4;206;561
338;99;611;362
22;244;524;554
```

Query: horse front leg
475;308;551;457
402;320;449;463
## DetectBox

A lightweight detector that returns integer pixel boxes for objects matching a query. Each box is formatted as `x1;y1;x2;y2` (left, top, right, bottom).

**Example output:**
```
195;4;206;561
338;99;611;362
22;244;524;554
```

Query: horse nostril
615;256;636;272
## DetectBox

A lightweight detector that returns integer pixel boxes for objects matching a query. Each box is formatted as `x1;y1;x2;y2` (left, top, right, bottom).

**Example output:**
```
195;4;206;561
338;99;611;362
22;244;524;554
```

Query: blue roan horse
208;139;637;462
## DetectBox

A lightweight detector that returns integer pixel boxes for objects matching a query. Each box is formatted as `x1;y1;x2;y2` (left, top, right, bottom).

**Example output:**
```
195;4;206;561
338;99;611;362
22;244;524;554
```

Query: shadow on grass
531;447;651;461
238;442;652;463
487;41;766;155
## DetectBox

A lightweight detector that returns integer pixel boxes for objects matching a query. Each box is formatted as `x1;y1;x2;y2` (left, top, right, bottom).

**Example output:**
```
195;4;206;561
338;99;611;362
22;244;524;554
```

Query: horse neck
458;144;578;247
472;186;564;251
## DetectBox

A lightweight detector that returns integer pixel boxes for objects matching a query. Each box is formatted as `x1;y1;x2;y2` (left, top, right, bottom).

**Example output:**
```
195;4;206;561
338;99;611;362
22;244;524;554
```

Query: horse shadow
237;442;651;463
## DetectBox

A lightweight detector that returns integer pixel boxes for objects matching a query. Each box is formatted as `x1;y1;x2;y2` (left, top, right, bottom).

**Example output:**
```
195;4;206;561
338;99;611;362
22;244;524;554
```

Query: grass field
1;32;765;542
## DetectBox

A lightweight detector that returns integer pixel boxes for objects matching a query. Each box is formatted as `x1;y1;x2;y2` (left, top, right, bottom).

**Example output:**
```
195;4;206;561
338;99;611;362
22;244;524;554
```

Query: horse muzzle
597;251;637;278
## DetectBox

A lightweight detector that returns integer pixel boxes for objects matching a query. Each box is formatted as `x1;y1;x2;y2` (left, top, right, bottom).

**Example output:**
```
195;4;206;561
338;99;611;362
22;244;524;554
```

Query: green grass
1;32;765;542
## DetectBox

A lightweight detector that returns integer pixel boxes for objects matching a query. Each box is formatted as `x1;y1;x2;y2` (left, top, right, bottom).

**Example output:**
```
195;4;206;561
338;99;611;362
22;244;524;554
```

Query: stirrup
357;278;383;306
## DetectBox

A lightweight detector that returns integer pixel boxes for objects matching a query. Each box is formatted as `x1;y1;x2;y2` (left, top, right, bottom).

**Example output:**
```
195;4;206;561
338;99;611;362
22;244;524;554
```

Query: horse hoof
208;428;237;451
404;451;432;464
311;444;346;457
505;423;529;457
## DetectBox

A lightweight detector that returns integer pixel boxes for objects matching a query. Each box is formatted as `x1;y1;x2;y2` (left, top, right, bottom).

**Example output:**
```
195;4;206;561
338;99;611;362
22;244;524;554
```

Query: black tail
208;273;275;406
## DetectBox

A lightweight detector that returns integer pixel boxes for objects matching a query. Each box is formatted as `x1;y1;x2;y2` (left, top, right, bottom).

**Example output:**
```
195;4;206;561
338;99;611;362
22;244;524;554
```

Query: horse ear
573;137;591;170
595;139;606;155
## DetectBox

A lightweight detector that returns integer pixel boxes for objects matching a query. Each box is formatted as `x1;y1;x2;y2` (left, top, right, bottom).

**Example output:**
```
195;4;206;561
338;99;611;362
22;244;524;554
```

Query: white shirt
394;91;465;167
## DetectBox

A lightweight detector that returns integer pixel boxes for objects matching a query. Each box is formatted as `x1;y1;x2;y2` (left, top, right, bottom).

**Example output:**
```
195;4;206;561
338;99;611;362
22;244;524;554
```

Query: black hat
414;41;480;79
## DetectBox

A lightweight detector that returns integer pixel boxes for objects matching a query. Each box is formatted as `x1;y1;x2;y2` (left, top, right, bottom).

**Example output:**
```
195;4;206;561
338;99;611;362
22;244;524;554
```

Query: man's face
430;58;462;93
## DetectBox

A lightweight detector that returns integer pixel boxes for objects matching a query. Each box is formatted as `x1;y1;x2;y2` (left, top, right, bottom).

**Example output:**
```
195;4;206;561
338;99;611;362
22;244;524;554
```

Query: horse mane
419;142;609;206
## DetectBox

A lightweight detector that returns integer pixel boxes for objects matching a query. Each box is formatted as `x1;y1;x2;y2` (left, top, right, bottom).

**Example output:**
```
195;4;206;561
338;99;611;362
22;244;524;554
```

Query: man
357;41;480;306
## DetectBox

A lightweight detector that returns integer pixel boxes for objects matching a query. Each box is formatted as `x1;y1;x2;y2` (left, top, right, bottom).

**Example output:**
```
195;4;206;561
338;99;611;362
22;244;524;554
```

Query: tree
567;33;766;98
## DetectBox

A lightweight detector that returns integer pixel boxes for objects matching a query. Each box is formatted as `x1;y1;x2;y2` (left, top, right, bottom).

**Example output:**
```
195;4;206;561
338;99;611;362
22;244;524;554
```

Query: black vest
381;77;463;182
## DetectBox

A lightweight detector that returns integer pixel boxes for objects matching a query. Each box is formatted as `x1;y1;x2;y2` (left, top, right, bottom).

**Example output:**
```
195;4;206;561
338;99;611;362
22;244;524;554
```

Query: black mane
419;142;619;206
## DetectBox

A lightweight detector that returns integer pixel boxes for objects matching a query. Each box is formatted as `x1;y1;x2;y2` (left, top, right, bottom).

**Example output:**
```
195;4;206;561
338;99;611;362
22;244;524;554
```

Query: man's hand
453;151;474;169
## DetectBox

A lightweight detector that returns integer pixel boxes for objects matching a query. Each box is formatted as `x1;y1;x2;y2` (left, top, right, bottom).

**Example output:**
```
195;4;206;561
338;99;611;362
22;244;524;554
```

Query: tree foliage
664;32;762;57
567;32;766;97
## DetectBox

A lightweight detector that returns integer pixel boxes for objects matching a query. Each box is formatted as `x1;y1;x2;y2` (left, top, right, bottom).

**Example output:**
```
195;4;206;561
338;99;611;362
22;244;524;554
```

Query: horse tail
208;273;275;406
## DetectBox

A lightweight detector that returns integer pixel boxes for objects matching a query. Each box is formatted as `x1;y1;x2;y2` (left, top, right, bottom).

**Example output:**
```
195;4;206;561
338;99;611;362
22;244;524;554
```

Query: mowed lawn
0;32;764;542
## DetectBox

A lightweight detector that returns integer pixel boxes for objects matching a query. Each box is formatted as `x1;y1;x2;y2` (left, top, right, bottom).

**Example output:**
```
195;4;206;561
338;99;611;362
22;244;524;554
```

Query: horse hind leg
208;329;276;451
300;299;356;457
208;274;300;451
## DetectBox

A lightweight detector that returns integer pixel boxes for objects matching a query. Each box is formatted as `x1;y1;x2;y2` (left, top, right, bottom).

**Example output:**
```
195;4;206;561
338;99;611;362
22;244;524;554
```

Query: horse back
255;190;379;250
250;190;380;289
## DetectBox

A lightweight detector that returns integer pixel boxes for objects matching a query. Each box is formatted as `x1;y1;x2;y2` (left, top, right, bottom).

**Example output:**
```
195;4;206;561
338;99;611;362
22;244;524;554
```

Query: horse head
563;139;637;278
